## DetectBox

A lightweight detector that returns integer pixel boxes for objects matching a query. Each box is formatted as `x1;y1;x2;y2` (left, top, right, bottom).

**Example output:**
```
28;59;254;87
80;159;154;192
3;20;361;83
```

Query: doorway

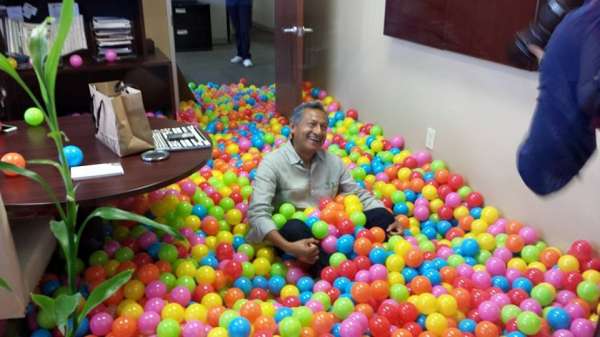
173;0;275;87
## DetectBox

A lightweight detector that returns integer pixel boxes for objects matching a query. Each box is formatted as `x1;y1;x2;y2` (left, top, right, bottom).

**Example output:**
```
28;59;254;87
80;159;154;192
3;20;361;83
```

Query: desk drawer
174;27;212;51
172;3;210;27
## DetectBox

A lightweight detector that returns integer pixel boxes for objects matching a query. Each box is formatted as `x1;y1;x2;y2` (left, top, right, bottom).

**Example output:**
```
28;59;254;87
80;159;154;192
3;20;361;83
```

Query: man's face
291;108;328;154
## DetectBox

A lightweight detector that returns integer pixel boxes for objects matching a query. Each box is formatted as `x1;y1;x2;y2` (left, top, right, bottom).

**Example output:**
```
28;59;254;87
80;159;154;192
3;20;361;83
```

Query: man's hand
286;238;320;264
386;220;404;236
528;44;545;64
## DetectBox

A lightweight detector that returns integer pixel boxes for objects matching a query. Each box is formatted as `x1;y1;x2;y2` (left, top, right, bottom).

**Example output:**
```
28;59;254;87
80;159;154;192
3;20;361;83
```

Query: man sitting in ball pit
247;101;403;272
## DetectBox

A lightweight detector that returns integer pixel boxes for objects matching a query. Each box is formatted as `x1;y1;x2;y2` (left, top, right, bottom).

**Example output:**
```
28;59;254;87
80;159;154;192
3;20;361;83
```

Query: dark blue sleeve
577;21;600;119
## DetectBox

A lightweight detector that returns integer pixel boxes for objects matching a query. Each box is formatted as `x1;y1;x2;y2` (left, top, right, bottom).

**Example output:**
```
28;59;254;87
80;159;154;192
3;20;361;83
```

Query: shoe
230;56;243;63
242;59;253;67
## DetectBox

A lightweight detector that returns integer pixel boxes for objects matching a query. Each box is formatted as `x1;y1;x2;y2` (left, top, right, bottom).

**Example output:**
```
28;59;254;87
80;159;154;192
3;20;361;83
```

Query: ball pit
26;80;599;337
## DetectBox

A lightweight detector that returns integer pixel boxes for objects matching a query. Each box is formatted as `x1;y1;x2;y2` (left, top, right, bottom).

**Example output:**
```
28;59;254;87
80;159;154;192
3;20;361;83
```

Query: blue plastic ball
546;307;572;330
228;317;251;337
458;319;476;333
63;145;84;167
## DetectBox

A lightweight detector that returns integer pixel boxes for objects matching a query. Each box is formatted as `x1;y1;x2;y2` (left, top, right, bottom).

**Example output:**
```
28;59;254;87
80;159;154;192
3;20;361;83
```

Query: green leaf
31;294;56;323
55;293;82;335
50;220;69;257
0;53;44;111
77;207;183;243
29;17;52;105
0;162;65;220
77;270;132;323
45;0;74;101
0;278;11;291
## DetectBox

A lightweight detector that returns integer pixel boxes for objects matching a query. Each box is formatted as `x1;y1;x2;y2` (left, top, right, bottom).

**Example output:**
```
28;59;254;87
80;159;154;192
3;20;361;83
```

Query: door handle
282;26;314;37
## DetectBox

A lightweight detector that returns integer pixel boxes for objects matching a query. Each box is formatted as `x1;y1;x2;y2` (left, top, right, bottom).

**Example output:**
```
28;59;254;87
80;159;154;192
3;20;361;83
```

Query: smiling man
247;101;402;271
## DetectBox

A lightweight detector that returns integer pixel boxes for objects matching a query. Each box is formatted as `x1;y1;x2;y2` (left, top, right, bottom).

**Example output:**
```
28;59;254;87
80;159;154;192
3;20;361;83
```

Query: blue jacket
517;0;600;195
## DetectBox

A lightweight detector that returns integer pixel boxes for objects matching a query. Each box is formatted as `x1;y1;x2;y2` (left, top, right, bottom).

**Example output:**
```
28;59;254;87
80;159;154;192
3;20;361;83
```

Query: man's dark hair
290;101;326;126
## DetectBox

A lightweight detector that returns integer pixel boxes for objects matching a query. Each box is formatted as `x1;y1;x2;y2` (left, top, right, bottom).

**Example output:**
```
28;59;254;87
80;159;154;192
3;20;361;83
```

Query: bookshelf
0;0;176;120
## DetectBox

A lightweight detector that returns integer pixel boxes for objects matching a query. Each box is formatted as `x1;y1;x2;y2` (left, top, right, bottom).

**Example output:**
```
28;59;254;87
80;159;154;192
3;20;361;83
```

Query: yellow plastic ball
185;303;208;322
425;313;448;337
233;223;249;236
507;258;528;272
558;255;580;272
471;219;489;234
480;206;500;224
260;301;276;317
120;302;143;319
207;327;228;337
280;285;300;299
7;57;17;69
104;259;120;277
191;244;209;260
388;271;405;285
429;199;444;213
205;236;217;250
201;293;223;309
422;185;438;201
123;280;145;301
184;215;201;230
161;303;186;322
196;266;216;284
477;233;496;251
385;254;405;272
176;260;197;278
583;270;600;284
257;247;275;262
417;293;438;315
528;262;547;272
253;257;271;276
437;294;458;317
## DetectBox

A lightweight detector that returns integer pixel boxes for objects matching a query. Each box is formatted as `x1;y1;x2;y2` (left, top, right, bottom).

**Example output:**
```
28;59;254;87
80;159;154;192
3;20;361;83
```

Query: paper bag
89;81;154;157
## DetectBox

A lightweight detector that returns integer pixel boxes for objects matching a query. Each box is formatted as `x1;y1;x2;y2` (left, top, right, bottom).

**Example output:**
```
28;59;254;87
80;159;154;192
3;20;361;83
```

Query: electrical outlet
426;127;436;150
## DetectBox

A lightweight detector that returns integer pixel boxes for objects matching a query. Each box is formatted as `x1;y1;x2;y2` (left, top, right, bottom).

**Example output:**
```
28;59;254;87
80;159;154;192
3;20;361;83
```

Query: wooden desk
0;115;212;209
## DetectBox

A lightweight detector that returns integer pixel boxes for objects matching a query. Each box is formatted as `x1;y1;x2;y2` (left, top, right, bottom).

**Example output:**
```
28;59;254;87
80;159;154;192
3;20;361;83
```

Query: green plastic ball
272;213;287;229
36;309;56;329
279;317;301;337
501;304;522;324
311;221;328;239
89;250;109;266
115;247;134;262
159;244;178;263
531;283;555;306
279;203;296;219
160;272;177;290
24;107;44;126
329;253;347;268
390;284;409;302
332;297;354;319
516;311;541;335
577;280;600;303
157;318;180;337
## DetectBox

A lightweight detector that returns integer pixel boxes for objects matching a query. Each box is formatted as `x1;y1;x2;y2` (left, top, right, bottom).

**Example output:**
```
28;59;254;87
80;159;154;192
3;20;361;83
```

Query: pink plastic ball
564;302;586;319
104;240;120;257
369;264;387;281
180;181;197;196
570;318;595;337
148;189;166;202
556;290;576;305
485;257;507;276
506;269;523;283
138;232;157;249
519;298;542;314
545;269;565;288
146;281;167;299
306;300;324;312
519;226;539;244
321;236;338;254
414;198;429;208
375;172;389;182
138;311;160;335
437;246;453;259
490;293;511;307
144;297;166;313
313;280;331;292
414;150;432;166
470;270;490;288
355;270;371;283
105;49;118;62
494;247;513;262
69;54;83;68
431;285;448;296
444;192;462;208
478;301;500;322
286;267;304;284
89;313;113;336
348;312;368;330
554;330;575;337
389;136;404;149
413;205;429;221
457;264;474;278
170;286;191;306
182;320;206;337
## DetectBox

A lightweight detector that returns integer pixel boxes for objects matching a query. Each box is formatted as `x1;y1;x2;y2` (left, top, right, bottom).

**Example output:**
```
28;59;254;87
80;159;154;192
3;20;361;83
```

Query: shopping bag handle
90;94;104;135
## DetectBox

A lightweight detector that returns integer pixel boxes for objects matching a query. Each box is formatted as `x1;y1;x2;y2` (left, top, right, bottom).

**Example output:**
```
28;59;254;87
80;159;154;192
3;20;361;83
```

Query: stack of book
92;16;135;61
0;5;87;60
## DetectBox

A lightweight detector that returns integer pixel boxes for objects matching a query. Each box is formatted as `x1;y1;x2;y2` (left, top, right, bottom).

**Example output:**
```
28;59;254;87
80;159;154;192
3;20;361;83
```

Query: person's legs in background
227;5;243;63
237;4;253;66
278;219;329;275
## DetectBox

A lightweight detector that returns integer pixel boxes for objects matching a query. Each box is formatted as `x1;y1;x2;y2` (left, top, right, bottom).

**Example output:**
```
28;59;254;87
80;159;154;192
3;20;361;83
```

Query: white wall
305;0;600;250
253;0;274;30
203;0;228;44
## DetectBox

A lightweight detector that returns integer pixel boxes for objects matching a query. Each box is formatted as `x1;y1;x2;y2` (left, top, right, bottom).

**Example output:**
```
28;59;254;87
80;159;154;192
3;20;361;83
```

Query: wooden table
0;115;212;209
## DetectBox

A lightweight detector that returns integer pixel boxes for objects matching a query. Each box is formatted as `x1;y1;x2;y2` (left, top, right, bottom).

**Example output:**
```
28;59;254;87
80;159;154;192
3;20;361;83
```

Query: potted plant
0;1;181;336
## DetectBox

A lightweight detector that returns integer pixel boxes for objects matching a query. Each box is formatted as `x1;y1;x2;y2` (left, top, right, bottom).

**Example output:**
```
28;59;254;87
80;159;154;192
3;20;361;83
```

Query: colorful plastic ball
69;54;83;68
89;313;113;336
546;307;572;330
138;311;161;335
63;145;84;167
1;152;26;176
24;107;45;126
105;49;118;62
576;280;599;303
516;312;541;335
157;318;181;337
279;317;302;337
112;316;137;337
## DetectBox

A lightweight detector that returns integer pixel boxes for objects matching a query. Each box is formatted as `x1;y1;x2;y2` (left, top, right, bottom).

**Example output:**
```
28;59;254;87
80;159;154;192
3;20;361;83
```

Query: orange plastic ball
371;280;390;301
207;306;226;327
405;249;424;268
111;316;137;337
393;328;414;337
475;321;500;337
354;237;373;256
351;282;372;304
254;315;276;333
239;300;261;322
506;235;525;253
312;312;334;335
410;276;432;295
136;263;160;284
355;303;374;318
224;287;245;308
300;327;316;337
370;227;386;243
1;152;25;177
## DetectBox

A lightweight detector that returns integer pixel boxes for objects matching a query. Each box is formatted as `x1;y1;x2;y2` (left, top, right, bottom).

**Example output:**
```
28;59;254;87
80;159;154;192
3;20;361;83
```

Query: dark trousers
228;4;252;59
278;208;395;274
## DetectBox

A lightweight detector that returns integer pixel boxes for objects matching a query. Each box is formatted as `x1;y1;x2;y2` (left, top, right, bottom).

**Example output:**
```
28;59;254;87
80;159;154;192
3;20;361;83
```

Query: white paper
22;3;38;19
71;162;124;181
6;6;23;21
